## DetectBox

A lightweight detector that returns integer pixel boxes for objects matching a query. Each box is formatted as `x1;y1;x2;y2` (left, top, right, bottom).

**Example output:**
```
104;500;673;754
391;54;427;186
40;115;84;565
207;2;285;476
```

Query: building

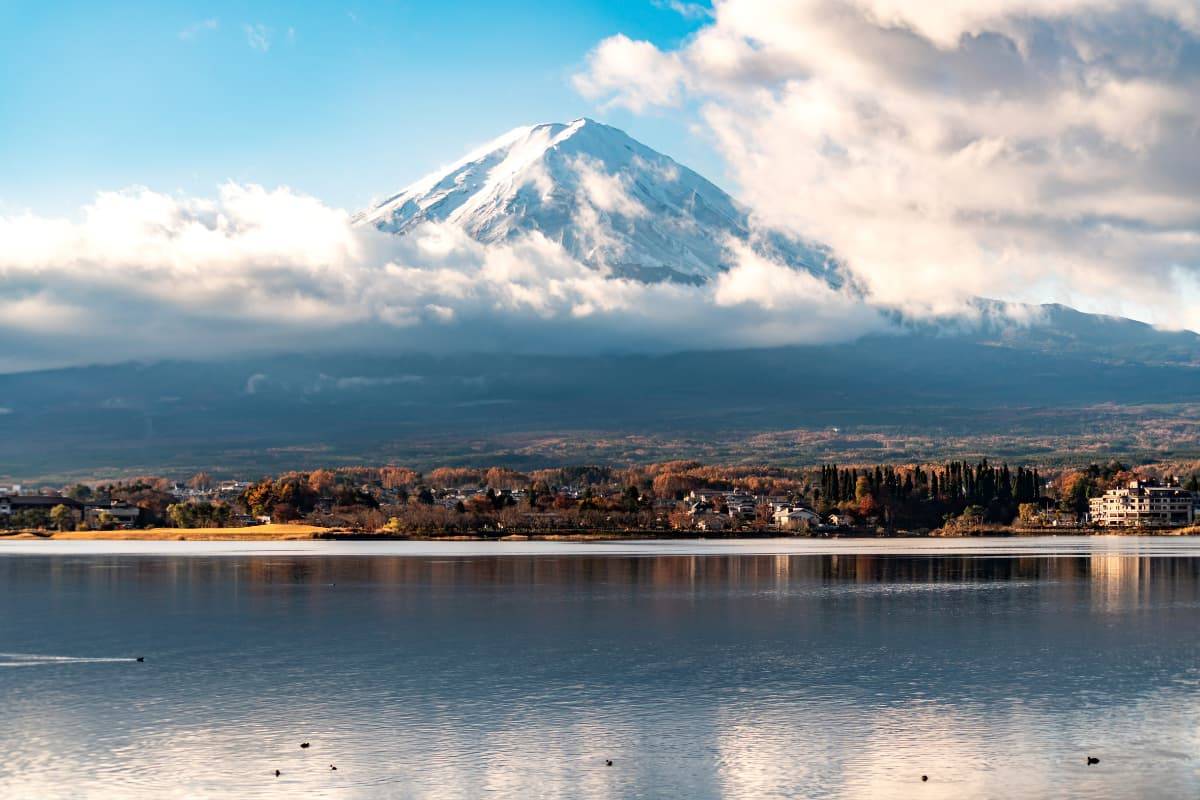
0;495;81;516
84;502;142;529
1033;509;1081;528
725;492;758;520
1089;480;1196;528
696;516;728;532
774;506;820;530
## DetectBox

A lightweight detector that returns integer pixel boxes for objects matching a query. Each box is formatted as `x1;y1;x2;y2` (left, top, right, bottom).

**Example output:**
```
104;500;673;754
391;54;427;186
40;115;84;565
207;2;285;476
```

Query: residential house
85;502;142;529
774;506;820;530
725;492;758;520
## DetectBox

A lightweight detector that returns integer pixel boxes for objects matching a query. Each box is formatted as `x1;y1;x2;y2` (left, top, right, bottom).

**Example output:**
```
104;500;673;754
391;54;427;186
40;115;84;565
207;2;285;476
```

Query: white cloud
654;0;714;20
309;374;425;392
571;156;647;218
573;35;688;112
244;23;271;52
244;373;269;395
574;0;1200;328
0;183;888;370
178;18;218;40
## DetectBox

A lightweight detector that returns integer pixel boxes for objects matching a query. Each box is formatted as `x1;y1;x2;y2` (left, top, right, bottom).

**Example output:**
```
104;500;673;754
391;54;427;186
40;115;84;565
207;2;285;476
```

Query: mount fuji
356;118;838;286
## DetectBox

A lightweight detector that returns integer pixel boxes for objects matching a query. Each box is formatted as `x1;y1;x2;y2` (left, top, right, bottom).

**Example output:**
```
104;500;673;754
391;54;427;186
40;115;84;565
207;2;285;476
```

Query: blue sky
0;0;715;215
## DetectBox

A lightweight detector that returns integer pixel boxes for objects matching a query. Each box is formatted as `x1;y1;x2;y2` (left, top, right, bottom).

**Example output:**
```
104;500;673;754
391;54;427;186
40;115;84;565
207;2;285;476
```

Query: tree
1060;473;1096;514
49;504;74;531
484;467;528;491
188;472;213;491
169;500;231;528
959;505;985;528
66;484;93;502
427;467;483;488
272;503;299;523
167;503;193;528
621;485;640;512
380;467;420;489
308;469;337;495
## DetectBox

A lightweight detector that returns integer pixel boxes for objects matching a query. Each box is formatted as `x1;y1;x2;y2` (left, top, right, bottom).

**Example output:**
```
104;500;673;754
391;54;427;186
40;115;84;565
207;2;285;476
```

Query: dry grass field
3;523;327;541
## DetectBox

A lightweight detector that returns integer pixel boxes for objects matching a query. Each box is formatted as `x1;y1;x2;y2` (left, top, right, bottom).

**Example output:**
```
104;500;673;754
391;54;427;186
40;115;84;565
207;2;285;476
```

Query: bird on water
274;770;281;777
1087;757;1100;766
605;760;613;767
300;742;311;749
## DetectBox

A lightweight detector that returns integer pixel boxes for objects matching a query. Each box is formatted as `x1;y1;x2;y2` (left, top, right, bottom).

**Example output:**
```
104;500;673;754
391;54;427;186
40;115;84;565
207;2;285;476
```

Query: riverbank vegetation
4;457;1197;538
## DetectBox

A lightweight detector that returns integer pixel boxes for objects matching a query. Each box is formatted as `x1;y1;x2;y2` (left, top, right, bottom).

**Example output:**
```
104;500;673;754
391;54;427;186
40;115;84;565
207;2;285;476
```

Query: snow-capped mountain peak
358;119;834;284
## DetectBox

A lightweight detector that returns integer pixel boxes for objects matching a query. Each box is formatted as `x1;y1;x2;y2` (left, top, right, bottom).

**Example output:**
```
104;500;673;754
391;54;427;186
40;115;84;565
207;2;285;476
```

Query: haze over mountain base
3;119;1199;481
3;323;1199;481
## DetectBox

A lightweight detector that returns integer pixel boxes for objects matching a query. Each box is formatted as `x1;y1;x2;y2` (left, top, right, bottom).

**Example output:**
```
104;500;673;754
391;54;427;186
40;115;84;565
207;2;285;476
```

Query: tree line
816;461;1042;528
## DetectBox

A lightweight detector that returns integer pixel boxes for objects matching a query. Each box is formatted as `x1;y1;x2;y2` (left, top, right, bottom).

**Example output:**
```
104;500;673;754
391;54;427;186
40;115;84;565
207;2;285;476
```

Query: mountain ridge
357;118;837;285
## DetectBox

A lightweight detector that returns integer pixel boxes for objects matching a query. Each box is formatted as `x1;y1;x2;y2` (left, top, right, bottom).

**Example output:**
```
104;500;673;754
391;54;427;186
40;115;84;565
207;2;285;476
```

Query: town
3;459;1200;537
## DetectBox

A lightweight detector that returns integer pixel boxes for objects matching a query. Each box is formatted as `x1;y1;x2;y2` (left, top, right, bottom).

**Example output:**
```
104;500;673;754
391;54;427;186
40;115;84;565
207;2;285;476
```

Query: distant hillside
3;331;1200;480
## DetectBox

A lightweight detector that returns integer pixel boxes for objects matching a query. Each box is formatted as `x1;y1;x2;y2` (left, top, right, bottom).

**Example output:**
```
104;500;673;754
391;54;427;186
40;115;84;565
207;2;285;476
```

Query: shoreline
4;524;1200;542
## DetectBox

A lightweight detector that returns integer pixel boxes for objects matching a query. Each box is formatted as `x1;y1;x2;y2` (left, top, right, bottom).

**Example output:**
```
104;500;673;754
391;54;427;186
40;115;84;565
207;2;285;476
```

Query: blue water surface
1;538;1198;798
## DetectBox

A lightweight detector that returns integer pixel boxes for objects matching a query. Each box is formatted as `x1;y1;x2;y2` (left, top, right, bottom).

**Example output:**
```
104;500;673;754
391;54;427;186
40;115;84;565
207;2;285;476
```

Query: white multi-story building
1089;480;1196;528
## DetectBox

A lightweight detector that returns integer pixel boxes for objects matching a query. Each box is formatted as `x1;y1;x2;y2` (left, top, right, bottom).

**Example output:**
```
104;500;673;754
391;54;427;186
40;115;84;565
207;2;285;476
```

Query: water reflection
8;550;1200;589
1;553;1199;798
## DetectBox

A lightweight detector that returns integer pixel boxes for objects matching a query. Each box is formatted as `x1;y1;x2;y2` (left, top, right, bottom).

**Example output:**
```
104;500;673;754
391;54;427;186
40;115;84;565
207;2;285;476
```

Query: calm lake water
2;537;1199;799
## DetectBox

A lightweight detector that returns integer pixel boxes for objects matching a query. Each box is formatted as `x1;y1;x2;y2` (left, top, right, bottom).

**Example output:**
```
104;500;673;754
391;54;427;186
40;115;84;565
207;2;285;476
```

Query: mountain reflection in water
1;551;1198;799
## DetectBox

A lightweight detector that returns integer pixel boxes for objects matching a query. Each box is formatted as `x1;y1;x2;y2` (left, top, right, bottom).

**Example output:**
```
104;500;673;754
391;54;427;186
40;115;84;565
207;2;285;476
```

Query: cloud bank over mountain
6;0;1200;372
576;0;1200;325
0;183;885;371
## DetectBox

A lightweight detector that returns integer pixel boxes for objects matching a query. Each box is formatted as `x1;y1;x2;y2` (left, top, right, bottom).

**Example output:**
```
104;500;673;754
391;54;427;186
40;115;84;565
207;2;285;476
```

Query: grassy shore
3;525;1200;542
2;523;327;541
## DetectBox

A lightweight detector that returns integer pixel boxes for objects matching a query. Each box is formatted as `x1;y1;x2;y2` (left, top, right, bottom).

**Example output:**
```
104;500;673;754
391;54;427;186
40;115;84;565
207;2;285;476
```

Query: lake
1;537;1198;798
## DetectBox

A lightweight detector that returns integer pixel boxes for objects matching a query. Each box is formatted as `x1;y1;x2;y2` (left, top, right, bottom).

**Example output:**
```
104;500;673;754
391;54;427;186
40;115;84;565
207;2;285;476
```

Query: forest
6;457;1183;536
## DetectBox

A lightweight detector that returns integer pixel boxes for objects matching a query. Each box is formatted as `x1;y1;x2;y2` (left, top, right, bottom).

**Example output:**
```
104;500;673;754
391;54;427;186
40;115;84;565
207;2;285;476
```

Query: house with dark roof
0;495;81;516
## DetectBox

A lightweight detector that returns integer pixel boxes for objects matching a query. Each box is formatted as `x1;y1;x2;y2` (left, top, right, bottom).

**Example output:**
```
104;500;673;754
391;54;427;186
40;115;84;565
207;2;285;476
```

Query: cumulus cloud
244;23;271;52
0;183;888;371
573;35;689;113
574;0;1200;328
178;18;218;40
